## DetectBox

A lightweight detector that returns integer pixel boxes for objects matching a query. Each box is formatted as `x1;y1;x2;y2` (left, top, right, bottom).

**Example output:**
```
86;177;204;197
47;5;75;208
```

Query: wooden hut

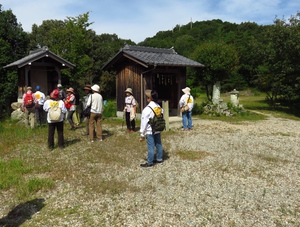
102;44;204;116
4;46;75;102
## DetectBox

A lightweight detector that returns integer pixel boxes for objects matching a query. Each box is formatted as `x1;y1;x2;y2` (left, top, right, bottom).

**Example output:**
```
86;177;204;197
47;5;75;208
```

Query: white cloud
2;0;300;43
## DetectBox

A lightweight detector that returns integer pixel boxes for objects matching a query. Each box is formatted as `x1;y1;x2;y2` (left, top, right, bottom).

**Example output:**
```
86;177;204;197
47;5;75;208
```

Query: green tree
255;13;300;109
0;5;29;118
190;41;239;100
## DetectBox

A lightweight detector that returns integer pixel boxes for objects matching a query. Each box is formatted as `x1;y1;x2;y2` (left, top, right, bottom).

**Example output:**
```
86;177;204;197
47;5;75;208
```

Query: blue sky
2;0;299;43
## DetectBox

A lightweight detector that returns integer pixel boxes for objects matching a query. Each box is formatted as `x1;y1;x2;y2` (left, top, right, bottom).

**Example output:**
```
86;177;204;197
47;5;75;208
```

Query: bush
102;100;117;118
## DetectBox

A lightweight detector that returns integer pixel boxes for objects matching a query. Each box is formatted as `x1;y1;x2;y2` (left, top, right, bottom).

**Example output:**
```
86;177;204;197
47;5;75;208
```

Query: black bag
82;95;92;117
148;106;165;133
82;106;91;117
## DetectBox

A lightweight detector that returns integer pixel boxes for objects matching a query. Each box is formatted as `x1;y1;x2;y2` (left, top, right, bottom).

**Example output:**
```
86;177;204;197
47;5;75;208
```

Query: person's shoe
126;129;131;133
140;162;154;168
153;160;164;164
97;138;103;141
130;130;135;132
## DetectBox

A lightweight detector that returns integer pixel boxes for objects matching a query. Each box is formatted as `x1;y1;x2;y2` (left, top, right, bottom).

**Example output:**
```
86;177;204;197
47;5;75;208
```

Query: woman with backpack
43;89;67;150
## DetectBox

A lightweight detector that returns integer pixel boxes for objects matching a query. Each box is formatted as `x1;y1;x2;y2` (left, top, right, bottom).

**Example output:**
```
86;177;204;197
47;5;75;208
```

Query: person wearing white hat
86;84;104;142
179;87;194;131
124;88;137;132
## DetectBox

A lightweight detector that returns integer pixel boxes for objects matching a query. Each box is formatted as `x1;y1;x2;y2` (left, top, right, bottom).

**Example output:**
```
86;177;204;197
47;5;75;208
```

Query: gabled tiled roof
102;44;204;70
3;46;75;69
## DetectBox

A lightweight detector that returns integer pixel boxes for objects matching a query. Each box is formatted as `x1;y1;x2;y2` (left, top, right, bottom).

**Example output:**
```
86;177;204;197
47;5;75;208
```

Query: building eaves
102;44;204;70
3;46;75;69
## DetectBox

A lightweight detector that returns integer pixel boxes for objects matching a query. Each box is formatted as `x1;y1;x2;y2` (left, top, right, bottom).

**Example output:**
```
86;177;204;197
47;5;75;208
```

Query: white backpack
49;101;62;121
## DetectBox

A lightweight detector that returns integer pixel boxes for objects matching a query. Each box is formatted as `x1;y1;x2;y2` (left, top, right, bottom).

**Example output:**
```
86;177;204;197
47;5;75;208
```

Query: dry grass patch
175;150;213;161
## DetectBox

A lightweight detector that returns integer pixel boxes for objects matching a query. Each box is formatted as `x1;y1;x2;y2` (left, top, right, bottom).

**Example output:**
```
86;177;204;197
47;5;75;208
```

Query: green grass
194;90;300;121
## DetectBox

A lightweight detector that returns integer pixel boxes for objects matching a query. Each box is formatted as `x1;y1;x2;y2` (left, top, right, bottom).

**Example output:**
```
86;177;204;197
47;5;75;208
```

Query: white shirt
140;101;164;136
179;94;194;111
43;99;67;123
87;93;103;114
125;95;136;112
34;91;46;105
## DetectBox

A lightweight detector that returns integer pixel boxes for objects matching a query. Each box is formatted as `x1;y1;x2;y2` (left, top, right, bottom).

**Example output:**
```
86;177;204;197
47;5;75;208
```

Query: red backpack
24;92;35;108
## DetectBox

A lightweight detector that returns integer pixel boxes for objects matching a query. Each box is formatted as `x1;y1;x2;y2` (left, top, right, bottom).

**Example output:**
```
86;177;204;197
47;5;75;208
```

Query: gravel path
1;114;300;226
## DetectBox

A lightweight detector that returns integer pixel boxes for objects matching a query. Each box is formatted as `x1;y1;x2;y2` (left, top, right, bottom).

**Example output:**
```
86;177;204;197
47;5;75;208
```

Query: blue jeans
146;133;163;164
182;111;192;129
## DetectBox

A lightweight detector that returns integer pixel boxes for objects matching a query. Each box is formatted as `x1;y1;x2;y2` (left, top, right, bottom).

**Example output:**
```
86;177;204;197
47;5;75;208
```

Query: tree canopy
1;6;300;117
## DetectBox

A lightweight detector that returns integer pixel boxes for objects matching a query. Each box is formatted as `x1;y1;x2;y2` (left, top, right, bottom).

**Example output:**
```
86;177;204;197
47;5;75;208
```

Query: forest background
1;4;300;118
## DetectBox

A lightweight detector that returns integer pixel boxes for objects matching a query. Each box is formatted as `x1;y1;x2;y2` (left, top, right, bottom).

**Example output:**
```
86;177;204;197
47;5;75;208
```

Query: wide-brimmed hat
125;88;133;95
91;84;100;92
83;85;91;91
26;86;32;90
66;87;74;93
182;87;191;95
50;89;59;99
57;84;62;88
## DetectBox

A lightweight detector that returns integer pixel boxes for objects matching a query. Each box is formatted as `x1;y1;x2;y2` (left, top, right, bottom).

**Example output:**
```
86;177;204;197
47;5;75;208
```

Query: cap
50;89;59;99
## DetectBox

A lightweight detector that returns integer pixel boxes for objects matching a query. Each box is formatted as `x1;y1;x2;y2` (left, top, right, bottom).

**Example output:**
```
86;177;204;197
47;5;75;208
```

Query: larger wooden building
102;45;204;116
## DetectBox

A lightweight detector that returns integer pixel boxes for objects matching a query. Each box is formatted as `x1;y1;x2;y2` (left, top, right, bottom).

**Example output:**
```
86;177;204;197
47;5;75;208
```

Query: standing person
22;86;36;129
73;87;80;126
87;84;103;142
65;87;76;130
34;85;46;126
123;88;137;132
57;84;67;101
82;84;92;136
139;90;164;167
43;89;67;150
179;87;194;131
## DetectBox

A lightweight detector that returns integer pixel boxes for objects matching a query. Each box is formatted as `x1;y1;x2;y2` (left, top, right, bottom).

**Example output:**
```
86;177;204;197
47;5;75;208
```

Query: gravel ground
1;114;300;226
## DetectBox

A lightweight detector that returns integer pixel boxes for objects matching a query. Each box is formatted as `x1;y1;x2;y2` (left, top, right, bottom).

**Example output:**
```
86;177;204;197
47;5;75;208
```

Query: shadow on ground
0;198;45;227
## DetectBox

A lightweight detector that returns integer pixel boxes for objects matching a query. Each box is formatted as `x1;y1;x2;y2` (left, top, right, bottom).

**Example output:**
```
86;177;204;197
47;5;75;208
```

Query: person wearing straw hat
139;89;164;168
179;87;194;131
82;84;92;136
86;84;104;142
65;87;76;130
123;88;137;132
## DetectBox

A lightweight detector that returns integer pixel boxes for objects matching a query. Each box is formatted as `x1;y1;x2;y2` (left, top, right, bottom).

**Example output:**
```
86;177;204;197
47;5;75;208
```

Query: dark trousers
48;121;64;148
67;110;75;128
35;104;44;125
125;112;135;131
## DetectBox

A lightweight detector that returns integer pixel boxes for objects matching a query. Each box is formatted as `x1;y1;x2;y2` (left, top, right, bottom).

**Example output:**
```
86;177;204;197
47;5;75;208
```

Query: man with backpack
22;86;36;129
139;89;165;167
43;89;67;150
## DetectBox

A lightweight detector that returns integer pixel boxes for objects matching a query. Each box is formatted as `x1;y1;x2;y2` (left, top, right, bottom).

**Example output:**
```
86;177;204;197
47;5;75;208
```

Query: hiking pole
122;111;125;129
